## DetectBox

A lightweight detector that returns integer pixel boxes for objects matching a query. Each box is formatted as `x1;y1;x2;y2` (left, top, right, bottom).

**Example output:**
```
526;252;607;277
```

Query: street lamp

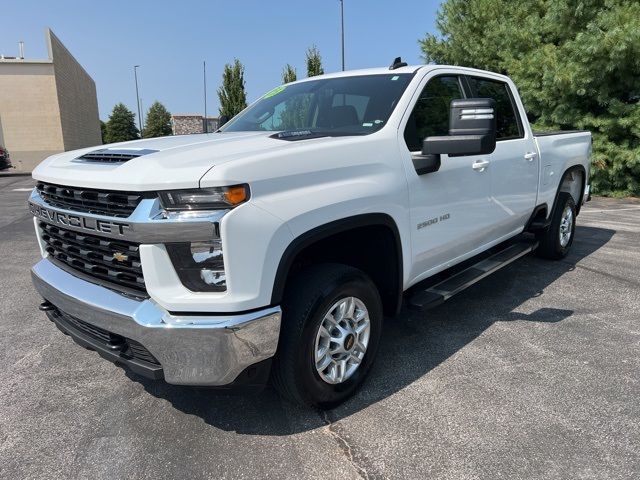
133;65;143;136
339;0;345;71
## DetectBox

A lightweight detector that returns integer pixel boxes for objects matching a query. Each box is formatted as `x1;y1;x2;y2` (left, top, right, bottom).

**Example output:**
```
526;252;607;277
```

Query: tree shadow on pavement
125;225;615;435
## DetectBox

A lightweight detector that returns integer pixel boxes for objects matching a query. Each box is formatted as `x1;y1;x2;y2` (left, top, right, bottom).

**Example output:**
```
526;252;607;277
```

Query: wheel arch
552;164;587;217
271;213;404;316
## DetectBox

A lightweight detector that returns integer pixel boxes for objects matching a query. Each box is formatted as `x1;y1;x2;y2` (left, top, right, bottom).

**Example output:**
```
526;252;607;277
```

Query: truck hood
32;132;323;191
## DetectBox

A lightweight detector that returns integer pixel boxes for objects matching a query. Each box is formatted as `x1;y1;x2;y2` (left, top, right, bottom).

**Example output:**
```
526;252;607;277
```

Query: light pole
340;0;345;71
203;60;208;133
133;65;143;136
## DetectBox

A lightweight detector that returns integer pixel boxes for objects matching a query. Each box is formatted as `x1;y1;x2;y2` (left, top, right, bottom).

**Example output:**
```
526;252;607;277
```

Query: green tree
218;59;247;118
420;0;640;196
104;103;139;143
143;101;173;138
306;46;324;77
100;120;106;144
282;64;297;83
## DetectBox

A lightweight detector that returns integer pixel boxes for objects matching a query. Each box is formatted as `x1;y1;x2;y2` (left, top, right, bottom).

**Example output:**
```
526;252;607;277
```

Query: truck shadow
126;225;615;435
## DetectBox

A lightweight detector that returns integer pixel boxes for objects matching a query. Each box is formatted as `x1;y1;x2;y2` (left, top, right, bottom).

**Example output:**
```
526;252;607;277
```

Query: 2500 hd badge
29;202;131;236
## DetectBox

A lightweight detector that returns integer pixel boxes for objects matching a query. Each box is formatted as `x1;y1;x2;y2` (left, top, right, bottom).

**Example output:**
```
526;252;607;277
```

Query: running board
408;239;538;310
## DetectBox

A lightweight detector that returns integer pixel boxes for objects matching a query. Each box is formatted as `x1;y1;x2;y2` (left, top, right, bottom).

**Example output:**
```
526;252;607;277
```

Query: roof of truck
292;64;511;84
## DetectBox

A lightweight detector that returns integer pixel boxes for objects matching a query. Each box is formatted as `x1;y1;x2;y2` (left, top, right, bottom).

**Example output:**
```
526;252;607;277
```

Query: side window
467;77;522;140
404;76;464;151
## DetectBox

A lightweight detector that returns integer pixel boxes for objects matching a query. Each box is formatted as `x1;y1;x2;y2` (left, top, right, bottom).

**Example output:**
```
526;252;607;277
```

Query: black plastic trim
270;213;404;315
551;165;587;217
525;204;550;231
46;308;164;380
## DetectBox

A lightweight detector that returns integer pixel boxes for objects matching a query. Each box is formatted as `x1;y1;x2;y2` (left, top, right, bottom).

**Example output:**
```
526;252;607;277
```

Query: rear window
467;77;523;140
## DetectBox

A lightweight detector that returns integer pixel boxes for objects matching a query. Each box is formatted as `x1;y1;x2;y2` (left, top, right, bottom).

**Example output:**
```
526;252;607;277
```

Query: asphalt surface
1;175;638;479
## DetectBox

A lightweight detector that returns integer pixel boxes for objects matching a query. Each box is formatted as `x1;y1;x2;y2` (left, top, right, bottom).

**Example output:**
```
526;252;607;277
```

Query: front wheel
536;192;576;260
271;264;383;409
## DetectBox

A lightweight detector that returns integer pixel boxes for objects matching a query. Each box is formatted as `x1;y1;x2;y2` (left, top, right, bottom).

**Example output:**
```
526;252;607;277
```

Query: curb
0;172;31;178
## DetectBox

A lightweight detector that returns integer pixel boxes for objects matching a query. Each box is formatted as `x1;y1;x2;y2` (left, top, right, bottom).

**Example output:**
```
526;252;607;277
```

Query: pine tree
282;64;297;83
420;0;640;196
143;101;173;138
104;103;139;143
306;46;324;77
218;59;247;118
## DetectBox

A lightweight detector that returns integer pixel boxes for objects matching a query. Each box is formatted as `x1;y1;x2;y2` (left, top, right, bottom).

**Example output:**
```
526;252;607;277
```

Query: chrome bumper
31;259;281;386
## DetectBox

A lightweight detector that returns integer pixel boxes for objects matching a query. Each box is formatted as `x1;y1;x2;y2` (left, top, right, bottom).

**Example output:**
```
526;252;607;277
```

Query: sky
0;0;442;121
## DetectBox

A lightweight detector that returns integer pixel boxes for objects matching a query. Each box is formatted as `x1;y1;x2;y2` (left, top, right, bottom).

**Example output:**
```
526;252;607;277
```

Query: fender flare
270;213;404;314
550;164;587;218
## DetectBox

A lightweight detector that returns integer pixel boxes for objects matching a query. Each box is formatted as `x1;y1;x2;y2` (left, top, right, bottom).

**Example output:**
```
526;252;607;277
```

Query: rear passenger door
466;76;538;237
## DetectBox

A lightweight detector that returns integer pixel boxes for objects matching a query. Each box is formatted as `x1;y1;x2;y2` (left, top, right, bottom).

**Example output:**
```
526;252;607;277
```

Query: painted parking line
12;188;33;192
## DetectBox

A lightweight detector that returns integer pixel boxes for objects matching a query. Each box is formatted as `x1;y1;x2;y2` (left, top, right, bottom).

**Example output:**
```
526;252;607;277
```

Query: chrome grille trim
29;189;227;243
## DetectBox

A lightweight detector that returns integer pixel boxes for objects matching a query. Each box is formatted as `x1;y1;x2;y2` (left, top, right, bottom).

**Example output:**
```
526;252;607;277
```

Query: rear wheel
536;192;576;260
271;263;383;408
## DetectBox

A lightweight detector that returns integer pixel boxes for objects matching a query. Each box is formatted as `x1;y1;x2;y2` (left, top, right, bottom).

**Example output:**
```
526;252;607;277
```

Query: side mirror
218;115;230;127
423;98;497;157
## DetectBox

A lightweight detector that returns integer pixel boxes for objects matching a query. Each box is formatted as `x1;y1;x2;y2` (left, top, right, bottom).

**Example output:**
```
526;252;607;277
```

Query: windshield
221;74;413;136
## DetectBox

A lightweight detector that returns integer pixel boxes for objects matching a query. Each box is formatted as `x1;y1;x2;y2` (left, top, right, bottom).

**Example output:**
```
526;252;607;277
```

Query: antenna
389;57;408;70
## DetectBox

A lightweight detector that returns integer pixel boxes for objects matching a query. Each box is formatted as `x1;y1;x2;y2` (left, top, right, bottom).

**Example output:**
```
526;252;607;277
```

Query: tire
271;263;383;409
535;192;576;260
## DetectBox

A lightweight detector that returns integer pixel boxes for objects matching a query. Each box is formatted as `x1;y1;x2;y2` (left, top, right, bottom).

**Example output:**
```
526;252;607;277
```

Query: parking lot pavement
0;175;638;480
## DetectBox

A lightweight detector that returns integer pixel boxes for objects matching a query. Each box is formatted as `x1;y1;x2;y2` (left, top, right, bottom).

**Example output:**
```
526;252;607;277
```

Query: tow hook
39;301;55;312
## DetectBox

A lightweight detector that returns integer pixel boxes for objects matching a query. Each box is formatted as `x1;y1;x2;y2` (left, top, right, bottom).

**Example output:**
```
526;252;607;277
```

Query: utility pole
134;65;143;136
340;0;345;71
203;60;208;133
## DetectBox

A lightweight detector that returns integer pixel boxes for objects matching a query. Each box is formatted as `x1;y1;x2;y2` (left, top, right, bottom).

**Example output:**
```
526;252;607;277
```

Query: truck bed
533;130;590;137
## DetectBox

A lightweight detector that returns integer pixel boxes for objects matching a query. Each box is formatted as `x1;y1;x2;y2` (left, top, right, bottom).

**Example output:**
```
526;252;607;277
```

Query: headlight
159;185;249;211
166;240;226;292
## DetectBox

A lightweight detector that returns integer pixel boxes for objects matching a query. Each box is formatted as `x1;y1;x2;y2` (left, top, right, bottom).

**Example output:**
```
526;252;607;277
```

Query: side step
408;239;538;310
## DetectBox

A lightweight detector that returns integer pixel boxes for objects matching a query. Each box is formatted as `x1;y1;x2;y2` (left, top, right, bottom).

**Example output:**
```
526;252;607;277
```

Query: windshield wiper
270;130;362;141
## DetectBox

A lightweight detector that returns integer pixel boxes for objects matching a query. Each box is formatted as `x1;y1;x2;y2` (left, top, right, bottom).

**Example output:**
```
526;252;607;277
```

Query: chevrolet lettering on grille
29;202;131;236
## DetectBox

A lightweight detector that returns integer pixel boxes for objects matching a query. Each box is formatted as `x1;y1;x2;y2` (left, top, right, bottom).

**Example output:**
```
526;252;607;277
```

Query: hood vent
77;148;158;163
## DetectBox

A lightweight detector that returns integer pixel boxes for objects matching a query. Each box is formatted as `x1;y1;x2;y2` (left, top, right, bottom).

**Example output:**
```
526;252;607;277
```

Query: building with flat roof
0;29;101;172
171;114;219;135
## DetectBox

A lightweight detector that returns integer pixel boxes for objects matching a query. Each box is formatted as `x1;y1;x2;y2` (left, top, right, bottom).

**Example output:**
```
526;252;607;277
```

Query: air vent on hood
76;148;158;163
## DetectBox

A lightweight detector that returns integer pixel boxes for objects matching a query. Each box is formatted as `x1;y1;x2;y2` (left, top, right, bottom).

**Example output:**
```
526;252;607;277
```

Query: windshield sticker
391;75;399;81
363;122;373;127
263;85;286;99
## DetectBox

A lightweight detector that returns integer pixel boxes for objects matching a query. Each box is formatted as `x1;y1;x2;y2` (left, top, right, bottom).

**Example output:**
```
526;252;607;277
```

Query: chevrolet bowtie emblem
113;252;128;262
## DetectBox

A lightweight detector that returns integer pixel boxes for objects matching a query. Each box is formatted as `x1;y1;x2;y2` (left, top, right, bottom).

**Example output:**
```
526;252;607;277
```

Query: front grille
36;182;146;218
39;221;146;295
51;308;160;365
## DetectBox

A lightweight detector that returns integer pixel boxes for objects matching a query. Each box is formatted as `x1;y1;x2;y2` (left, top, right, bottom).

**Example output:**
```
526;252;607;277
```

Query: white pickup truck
29;60;591;408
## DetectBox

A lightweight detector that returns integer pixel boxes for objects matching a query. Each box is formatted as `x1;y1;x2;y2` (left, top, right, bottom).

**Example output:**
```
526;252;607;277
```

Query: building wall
0;61;64;170
172;115;219;135
172;115;204;135
48;29;102;151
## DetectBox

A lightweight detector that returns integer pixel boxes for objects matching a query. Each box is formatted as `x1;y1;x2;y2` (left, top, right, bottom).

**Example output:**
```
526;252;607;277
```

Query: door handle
472;159;490;171
524;152;538;162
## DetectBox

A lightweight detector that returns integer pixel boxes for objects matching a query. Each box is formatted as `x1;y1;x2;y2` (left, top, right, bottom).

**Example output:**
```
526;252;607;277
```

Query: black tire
271;263;383;409
535;192;576;260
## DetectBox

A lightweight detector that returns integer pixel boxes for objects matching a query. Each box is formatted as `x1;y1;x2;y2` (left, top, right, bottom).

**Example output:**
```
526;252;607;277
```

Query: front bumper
32;258;281;386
